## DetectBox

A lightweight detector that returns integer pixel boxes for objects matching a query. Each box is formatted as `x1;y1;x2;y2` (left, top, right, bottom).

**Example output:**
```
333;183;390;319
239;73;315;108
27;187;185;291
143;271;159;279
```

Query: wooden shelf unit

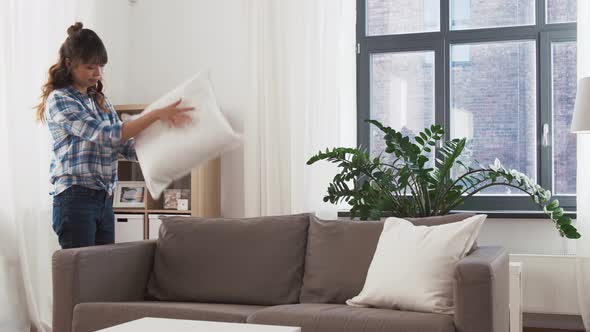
114;104;221;239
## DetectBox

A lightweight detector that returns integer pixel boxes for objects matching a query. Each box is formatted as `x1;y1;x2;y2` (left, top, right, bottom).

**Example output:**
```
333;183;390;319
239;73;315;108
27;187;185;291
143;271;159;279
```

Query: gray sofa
52;213;509;332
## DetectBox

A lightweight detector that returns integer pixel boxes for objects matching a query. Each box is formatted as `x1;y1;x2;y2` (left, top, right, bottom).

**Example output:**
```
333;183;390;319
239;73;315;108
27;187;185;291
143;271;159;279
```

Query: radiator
509;254;580;315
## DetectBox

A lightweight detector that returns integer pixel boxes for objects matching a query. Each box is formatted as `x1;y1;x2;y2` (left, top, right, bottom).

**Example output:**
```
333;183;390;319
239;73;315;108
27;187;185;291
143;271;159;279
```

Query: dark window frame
356;0;577;213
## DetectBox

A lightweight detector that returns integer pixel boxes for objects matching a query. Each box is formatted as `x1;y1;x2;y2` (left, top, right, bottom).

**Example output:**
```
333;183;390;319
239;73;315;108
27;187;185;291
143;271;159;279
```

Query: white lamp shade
571;77;590;133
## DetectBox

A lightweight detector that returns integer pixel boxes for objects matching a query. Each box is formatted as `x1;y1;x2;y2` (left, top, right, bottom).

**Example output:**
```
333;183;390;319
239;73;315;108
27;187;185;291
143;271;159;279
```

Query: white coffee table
97;317;301;332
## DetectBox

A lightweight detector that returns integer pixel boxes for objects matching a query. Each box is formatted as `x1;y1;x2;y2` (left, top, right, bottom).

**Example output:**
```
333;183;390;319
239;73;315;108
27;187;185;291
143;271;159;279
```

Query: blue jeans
52;185;115;249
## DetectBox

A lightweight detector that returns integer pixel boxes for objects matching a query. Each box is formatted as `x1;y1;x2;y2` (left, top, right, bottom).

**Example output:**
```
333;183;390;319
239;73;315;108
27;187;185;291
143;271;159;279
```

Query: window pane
367;0;439;36
450;41;537;194
370;51;435;163
547;0;577;24
552;41;577;195
450;0;535;30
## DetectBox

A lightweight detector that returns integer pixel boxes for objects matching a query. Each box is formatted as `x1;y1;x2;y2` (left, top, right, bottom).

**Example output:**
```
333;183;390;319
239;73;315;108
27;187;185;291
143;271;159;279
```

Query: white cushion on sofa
134;72;241;198
346;214;486;314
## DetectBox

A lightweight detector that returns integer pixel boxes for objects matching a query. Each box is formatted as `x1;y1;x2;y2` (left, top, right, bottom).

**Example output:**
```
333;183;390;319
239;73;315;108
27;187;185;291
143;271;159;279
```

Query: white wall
126;0;248;217
76;0;132;104
479;218;577;255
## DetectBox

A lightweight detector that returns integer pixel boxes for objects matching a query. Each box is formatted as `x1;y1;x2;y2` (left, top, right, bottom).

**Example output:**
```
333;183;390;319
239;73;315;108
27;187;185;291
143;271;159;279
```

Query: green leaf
369;208;382;220
546;200;559;211
359;207;370;220
561;224;578;235
366;119;387;132
557;216;572;226
456;160;469;170
415;136;425;145
552;208;564;218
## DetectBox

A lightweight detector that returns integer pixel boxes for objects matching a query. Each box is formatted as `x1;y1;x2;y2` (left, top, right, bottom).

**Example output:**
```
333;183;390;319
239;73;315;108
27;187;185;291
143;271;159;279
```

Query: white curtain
578;1;590;330
0;1;79;331
244;0;357;218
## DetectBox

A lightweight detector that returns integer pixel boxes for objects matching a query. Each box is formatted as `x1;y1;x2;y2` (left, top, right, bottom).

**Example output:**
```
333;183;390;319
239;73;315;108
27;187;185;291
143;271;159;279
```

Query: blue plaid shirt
45;86;137;196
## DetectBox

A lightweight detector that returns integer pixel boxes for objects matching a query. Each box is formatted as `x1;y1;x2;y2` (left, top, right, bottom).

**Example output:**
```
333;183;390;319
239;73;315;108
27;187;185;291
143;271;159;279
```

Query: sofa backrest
299;213;476;304
146;214;311;306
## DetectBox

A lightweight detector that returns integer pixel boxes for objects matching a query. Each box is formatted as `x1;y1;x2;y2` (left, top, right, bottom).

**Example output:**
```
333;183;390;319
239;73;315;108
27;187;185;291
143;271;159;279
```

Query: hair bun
67;22;83;37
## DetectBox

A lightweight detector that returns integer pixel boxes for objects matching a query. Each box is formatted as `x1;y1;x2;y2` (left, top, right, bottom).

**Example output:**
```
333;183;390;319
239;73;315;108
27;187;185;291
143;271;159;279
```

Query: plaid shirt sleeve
118;138;137;161
103;97;138;161
47;91;123;148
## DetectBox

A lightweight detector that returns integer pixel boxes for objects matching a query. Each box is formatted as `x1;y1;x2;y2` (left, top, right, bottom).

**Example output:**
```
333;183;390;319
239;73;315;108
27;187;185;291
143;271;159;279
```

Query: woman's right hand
155;99;195;128
121;98;196;141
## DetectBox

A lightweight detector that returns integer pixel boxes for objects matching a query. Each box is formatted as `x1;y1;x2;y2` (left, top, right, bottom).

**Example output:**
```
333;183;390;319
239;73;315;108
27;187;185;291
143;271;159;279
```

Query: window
450;0;535;30
367;0;440;35
551;41;577;195
546;0;577;24
450;41;537;194
370;51;435;164
357;0;577;211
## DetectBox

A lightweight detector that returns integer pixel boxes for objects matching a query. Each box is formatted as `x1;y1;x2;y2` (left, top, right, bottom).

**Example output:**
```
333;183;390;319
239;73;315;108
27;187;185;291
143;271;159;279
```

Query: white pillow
133;72;241;198
346;214;486;314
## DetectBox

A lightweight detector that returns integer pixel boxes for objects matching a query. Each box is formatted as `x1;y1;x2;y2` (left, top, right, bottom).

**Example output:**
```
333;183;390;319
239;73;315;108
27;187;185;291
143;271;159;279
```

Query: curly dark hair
36;22;109;122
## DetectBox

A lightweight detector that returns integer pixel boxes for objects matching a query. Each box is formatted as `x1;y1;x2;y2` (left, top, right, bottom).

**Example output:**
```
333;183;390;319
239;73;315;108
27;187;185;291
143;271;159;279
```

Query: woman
36;22;193;249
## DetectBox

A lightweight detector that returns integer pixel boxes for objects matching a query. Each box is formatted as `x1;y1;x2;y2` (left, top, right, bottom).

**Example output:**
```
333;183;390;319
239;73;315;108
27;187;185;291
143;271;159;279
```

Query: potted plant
307;120;580;239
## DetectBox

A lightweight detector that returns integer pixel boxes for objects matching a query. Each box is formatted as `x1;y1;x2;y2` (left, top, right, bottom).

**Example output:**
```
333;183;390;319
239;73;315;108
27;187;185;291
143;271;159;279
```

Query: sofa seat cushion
72;301;267;332
246;303;455;332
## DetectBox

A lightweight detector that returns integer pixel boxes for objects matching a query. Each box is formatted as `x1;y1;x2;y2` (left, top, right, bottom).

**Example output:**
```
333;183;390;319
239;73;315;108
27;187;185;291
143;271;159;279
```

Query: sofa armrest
454;246;509;332
52;241;156;332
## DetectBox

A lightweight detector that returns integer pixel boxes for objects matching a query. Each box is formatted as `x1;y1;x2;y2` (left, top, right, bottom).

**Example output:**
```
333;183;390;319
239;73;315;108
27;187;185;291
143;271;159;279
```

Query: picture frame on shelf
163;189;191;210
177;199;189;211
114;181;147;208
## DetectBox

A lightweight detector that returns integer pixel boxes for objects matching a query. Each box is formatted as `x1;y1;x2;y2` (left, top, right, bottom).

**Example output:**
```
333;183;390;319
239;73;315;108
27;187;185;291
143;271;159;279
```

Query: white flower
523;176;535;189
510;169;523;181
490;158;503;172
